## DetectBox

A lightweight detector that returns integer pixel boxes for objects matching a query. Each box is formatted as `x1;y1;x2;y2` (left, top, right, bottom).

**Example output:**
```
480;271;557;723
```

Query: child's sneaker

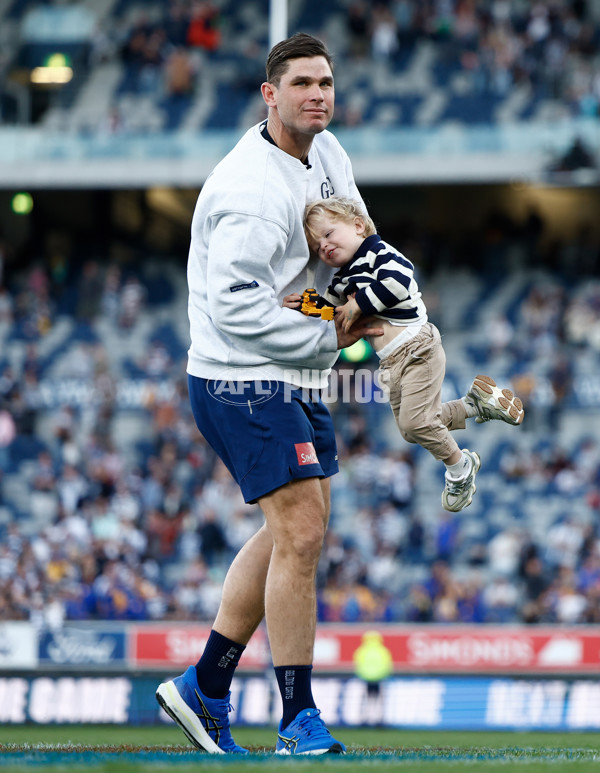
466;375;524;425
442;449;480;512
156;665;248;754
276;708;345;755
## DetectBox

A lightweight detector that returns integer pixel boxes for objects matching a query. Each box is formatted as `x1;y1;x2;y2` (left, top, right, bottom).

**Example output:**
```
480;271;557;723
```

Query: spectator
483;575;519;622
488;526;525;576
0;405;16;470
347;1;370;59
165;48;194;96
76;261;103;323
119;275;145;329
101;265;121;323
0;285;14;325
164;2;191;48
56;464;88;516
186;1;221;52
434;511;460;564
371;6;399;61
551;567;588;623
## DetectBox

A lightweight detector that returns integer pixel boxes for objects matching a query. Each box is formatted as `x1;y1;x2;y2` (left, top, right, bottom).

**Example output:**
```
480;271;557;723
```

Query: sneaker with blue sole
155;665;248;754
276;708;345;755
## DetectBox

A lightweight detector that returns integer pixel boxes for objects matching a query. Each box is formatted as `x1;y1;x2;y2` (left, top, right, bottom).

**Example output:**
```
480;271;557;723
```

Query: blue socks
274;665;316;729
195;631;316;728
195;630;245;699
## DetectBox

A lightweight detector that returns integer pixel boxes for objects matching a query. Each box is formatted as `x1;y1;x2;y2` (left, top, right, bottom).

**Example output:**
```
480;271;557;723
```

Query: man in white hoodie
156;33;381;755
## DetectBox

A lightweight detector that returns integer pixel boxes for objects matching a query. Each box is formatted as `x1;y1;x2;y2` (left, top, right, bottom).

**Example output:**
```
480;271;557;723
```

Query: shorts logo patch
295;442;318;466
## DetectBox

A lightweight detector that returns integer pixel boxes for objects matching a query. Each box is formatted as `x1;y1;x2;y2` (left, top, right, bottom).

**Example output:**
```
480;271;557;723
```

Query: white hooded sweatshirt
186;122;362;389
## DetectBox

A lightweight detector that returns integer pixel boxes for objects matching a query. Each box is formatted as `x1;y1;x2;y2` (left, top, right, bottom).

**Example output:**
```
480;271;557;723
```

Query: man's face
267;56;334;137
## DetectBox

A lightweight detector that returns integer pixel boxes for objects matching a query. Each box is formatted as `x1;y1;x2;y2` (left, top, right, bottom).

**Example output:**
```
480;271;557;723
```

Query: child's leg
385;323;461;462
440;397;469;432
382;323;480;513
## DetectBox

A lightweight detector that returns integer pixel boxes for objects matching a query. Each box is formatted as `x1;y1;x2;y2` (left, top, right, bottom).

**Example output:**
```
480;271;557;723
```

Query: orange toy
300;288;334;320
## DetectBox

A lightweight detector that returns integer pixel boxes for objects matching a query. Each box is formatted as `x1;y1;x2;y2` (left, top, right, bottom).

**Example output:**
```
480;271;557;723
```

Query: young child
284;196;524;512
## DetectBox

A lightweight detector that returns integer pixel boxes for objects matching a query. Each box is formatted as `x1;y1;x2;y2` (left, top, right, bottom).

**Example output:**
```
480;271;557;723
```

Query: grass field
1;725;599;772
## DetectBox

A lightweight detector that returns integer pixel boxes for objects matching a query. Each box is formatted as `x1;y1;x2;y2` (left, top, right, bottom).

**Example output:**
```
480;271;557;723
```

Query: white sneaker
467;375;524;425
442;449;480;512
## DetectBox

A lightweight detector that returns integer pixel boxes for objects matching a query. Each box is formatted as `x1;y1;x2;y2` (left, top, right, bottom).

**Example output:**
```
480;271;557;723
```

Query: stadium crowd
111;0;600;110
0;203;599;630
1;0;599;631
3;0;600;130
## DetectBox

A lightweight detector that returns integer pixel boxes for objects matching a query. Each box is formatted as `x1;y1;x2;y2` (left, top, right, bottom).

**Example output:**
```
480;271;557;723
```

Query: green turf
0;726;599;773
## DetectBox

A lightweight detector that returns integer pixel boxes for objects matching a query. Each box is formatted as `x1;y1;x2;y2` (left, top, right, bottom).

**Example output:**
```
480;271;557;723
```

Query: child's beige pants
378;322;468;462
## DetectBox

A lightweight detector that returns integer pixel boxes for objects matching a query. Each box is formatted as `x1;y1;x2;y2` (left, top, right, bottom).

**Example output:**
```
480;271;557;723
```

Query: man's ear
261;81;277;108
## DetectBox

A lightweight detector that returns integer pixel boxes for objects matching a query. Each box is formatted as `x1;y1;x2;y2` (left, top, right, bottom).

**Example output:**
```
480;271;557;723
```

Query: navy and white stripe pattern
323;234;427;323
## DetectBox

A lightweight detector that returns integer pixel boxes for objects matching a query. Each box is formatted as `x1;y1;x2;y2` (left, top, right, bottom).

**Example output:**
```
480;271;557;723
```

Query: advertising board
131;625;600;674
39;627;126;667
1;674;600;729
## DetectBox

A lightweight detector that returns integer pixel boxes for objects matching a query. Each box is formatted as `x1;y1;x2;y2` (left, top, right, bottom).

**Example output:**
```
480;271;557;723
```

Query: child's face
308;213;366;268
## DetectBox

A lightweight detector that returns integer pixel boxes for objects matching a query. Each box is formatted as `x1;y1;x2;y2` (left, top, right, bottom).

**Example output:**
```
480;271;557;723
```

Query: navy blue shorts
188;375;339;504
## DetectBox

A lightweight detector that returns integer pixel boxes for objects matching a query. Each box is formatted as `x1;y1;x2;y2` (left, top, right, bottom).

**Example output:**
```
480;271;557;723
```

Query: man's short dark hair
266;32;333;86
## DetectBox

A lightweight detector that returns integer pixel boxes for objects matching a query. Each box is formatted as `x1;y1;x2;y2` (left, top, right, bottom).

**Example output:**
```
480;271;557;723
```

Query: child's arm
336;295;362;333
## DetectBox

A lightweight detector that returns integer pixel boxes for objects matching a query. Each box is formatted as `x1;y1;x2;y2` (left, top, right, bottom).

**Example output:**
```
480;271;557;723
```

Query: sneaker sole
156;680;224;755
471;375;524;425
276;743;345;756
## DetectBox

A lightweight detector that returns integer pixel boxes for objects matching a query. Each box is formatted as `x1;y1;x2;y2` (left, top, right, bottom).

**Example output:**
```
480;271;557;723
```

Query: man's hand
335;312;383;349
335;297;362;333
282;293;301;309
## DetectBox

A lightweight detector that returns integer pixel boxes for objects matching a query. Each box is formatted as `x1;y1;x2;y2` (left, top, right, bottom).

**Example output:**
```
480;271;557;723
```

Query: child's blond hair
304;196;376;247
